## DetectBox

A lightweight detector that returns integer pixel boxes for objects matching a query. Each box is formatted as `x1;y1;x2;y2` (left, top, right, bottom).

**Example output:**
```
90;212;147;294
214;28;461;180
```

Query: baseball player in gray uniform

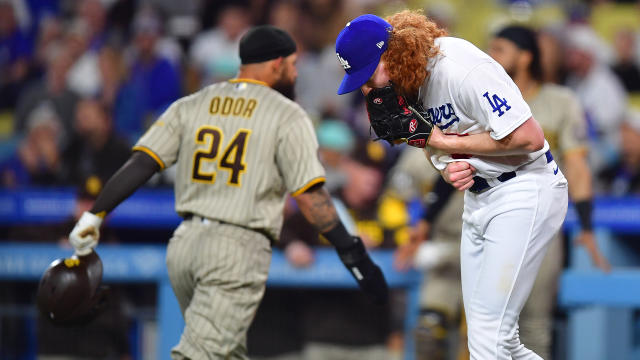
67;25;388;359
336;11;568;360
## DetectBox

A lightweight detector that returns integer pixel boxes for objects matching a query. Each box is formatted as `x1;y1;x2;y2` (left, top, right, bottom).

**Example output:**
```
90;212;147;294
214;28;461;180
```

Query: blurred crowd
0;0;639;195
1;0;640;359
2;0;640;194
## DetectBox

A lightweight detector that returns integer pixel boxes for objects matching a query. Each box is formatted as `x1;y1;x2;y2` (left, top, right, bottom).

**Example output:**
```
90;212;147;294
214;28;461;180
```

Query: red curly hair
382;10;447;101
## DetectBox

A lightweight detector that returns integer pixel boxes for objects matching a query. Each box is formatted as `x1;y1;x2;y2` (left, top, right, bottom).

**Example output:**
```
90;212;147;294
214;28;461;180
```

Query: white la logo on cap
376;41;384;49
336;53;351;70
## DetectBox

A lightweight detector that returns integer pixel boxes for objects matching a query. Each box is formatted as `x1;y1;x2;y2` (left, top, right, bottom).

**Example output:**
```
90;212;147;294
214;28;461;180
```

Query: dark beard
272;79;296;100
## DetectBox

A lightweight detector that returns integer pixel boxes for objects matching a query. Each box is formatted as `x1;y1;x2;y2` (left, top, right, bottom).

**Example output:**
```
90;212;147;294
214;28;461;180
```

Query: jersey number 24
192;126;251;187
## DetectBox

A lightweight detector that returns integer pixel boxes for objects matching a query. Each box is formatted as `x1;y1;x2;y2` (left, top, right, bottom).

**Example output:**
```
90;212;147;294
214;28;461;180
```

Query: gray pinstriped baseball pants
167;217;272;360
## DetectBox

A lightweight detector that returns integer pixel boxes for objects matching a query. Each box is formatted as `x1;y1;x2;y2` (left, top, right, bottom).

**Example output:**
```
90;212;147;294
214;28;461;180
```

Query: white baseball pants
461;163;568;359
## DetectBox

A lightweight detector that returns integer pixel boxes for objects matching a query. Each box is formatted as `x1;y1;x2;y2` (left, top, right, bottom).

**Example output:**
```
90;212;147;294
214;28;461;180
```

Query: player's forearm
89;151;160;216
295;185;339;233
294;185;352;248
563;150;594;231
563;150;593;202
295;184;388;304
429;117;545;156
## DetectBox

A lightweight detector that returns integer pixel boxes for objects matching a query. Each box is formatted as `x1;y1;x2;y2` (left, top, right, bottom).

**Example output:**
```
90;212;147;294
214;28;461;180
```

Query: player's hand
69;211;103;256
394;220;431;271
425;125;444;148
442;162;476;191
285;240;315;268
336;236;389;305
575;230;611;272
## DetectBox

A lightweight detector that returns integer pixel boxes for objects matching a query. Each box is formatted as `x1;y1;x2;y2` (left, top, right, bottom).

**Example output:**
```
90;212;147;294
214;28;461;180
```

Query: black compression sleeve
575;199;593;231
90;151;161;215
422;176;456;223
321;221;354;249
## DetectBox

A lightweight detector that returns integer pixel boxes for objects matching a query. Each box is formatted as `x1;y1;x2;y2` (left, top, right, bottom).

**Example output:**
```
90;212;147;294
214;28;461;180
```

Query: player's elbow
524;133;545;152
513;117;545;152
514;133;544;153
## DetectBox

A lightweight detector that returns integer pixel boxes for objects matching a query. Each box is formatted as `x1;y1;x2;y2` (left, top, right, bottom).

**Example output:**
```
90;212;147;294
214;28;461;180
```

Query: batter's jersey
527;83;588;170
134;79;326;240
420;37;549;178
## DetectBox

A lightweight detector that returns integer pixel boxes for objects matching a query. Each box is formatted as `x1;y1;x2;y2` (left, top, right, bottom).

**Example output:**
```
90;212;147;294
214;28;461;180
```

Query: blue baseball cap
335;14;392;95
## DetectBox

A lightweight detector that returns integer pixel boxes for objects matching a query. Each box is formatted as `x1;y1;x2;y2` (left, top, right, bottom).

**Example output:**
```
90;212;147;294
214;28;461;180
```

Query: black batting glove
336;236;389;305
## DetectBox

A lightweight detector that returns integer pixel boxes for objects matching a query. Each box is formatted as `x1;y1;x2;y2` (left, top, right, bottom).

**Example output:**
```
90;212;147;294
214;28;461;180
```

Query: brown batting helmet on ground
37;250;109;325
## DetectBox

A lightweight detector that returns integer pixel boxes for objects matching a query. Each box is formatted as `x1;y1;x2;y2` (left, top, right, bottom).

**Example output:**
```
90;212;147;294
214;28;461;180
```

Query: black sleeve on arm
90;151;161;215
322;221;353;249
422;176;456;223
575;199;593;231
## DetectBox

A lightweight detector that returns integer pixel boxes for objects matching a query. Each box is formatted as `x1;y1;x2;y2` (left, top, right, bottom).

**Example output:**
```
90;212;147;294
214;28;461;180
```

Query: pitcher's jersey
527;83;588;170
420;37;549;178
134;79;326;240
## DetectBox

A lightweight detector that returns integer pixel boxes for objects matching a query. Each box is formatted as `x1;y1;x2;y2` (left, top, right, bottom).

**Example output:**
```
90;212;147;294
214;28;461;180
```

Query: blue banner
2;188;640;232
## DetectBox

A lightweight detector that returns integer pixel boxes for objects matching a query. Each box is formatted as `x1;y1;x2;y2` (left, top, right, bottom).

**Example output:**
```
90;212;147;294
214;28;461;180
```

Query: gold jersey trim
291;176;327;197
228;78;269;87
133;145;166;170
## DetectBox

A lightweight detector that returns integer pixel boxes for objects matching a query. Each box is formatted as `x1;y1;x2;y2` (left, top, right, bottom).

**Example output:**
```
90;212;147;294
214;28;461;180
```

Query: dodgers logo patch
483;91;511;117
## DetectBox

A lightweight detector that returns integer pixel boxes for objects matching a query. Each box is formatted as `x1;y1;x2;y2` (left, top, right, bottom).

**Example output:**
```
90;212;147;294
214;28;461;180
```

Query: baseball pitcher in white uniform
335;11;568;359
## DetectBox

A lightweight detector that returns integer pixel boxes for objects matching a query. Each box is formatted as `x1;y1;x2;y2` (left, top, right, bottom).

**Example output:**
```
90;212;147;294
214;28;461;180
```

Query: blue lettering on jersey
427;103;459;130
482;92;511;117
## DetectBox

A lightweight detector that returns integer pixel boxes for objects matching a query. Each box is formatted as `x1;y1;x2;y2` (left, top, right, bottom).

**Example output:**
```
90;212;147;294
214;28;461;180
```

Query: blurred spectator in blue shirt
97;45;127;125
1;102;63;187
116;8;181;137
76;0;109;51
0;0;34;110
598;110;640;196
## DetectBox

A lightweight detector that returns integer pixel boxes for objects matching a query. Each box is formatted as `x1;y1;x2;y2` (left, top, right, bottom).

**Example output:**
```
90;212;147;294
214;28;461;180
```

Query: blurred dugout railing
1;189;640;359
